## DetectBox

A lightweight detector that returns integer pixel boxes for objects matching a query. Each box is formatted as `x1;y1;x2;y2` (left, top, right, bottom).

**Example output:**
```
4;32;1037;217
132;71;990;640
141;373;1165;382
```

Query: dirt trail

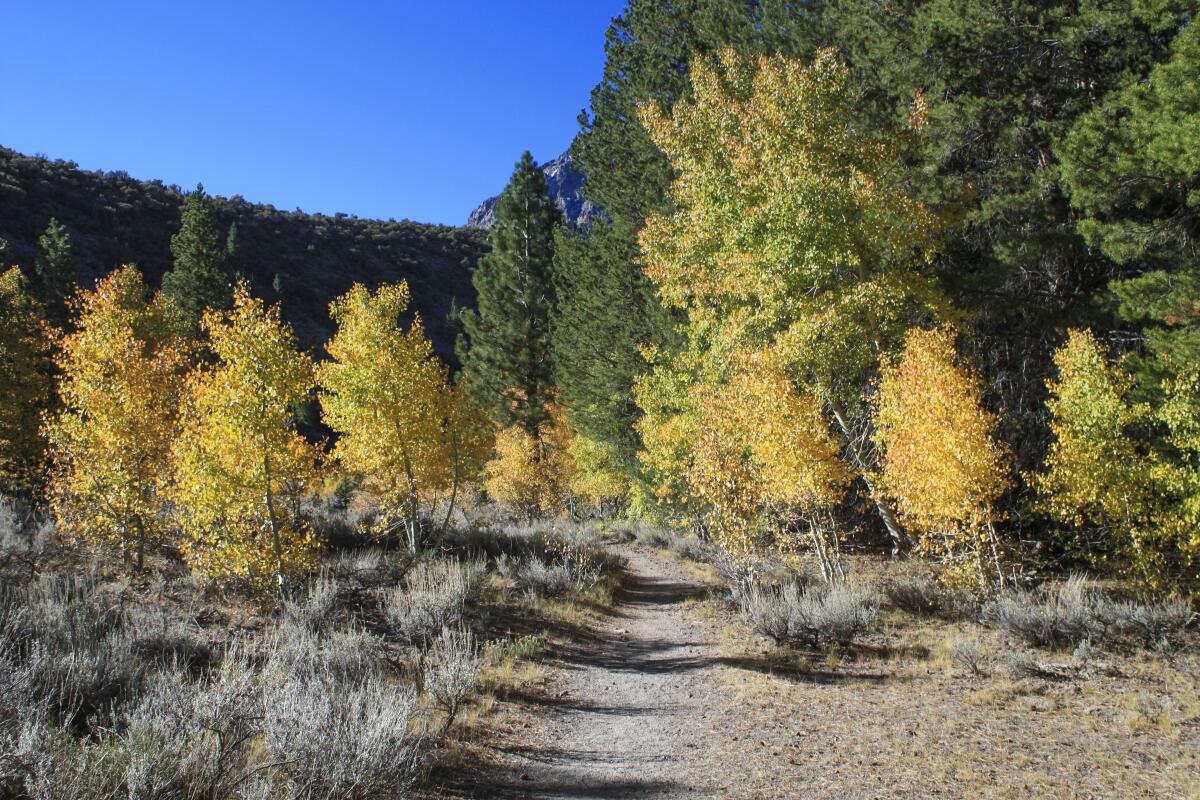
498;545;732;799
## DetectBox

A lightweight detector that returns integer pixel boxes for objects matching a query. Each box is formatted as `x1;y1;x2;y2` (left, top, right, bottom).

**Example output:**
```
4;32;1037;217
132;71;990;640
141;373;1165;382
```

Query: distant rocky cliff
467;152;597;229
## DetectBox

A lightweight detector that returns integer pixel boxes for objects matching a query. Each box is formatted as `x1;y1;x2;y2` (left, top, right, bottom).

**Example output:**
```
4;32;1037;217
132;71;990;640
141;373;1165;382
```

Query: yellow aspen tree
45;266;190;569
685;384;764;562
432;379;494;538
732;359;853;582
1153;369;1200;596
1031;329;1192;593
485;402;577;520
319;282;465;552
172;283;320;593
568;430;631;515
0;267;54;500
874;326;1009;589
636;48;949;553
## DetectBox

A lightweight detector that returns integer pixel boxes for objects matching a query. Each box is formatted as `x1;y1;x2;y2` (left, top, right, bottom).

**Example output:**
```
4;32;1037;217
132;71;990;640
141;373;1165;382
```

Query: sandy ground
443;545;1198;800
478;545;730;798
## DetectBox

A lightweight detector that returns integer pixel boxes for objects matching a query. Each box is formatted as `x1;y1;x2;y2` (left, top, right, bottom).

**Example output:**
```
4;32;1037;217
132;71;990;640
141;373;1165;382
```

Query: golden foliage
874;326;1009;589
485;402;576;518
1033;329;1199;595
637;47;947;401
319;282;490;549
567;430;631;511
633;47;949;564
0;267;54;497
45;266;190;568
171;283;321;592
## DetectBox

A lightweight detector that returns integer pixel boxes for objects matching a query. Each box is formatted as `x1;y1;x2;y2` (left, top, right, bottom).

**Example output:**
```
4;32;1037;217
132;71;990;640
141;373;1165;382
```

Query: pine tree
32;217;75;325
1058;19;1200;399
458;152;561;436
162;184;232;327
823;0;1191;465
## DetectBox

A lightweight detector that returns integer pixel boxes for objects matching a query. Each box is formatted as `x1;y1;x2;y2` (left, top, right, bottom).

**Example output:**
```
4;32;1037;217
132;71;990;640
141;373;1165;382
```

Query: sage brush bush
263;674;424;800
744;582;878;647
422;626;481;728
984;575;1194;650
380;557;485;643
885;577;942;616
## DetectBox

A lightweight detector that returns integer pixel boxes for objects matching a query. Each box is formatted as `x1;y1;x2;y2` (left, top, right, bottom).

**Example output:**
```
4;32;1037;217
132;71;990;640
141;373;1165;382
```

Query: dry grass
680;553;1200;799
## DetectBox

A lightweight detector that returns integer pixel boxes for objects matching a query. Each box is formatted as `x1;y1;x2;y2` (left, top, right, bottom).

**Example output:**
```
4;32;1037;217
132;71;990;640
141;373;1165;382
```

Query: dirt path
498;545;731;798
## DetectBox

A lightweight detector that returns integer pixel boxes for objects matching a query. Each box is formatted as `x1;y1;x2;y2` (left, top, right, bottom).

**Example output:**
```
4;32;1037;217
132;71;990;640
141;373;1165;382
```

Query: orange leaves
874;326;1009;588
485;402;576;518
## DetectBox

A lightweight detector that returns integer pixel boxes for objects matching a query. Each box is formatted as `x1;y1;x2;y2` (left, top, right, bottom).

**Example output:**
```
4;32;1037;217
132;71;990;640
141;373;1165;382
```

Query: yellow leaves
46;266;190;564
172;282;320;590
567;431;630;510
485;402;576;518
1033;329;1200;596
1033;329;1147;532
318;282;491;546
637;47;943;341
873;326;1009;589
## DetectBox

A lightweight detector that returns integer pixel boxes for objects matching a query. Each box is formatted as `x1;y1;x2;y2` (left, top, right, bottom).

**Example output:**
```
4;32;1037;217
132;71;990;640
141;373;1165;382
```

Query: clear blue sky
1;1;625;225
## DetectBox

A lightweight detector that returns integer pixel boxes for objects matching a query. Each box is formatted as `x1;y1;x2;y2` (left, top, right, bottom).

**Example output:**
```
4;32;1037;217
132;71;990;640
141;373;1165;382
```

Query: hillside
0;146;488;358
466;152;597;229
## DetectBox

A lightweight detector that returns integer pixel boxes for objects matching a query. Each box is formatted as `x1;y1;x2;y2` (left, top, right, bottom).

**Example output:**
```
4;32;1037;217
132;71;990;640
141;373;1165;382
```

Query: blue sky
1;1;625;225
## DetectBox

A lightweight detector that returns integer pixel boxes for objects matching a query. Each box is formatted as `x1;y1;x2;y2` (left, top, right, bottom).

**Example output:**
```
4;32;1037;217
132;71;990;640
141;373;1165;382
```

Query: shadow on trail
448;547;893;799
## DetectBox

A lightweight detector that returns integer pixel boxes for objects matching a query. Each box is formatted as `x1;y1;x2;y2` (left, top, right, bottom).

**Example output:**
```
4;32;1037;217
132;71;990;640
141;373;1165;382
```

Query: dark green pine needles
458;152;562;437
162;184;232;328
32;217;75;325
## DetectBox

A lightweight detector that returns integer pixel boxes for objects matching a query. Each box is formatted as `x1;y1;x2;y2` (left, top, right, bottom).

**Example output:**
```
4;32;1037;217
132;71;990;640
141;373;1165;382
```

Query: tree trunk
827;399;910;555
261;438;285;597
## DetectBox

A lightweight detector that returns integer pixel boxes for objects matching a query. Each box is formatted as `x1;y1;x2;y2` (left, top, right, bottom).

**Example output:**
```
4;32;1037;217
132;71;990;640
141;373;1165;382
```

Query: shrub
281;571;340;632
515;558;575;597
634;525;672;549
984;575;1095;648
263;674;424;800
380;558;484;643
950;638;986;675
267;622;381;685
744;582;878;647
1097;596;1193;649
422;627;481;729
983;575;1193;650
885;576;941;616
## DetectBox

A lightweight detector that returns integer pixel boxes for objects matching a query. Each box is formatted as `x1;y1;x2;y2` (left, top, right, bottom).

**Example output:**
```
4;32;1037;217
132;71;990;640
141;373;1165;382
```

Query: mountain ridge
0;146;488;360
466;152;597;229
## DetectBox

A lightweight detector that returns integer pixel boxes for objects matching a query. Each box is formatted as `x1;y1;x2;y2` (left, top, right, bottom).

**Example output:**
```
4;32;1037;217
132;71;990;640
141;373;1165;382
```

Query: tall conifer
458;152;561;436
32;217;75;325
162;184;231;327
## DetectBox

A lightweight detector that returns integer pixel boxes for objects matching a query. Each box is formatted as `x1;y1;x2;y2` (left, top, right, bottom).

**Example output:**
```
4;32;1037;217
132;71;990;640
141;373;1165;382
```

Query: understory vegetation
0;501;621;800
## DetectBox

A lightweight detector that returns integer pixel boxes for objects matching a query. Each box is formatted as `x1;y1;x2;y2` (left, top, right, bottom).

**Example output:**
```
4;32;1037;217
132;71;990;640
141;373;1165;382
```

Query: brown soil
440;546;1200;800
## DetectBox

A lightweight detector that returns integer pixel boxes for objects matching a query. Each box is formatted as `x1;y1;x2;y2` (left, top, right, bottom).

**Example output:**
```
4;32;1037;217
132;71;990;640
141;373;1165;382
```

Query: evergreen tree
458;152;561;436
0;267;54;500
32;217;75;324
556;0;821;474
1058;17;1200;398
162;184;231;327
822;0;1191;466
